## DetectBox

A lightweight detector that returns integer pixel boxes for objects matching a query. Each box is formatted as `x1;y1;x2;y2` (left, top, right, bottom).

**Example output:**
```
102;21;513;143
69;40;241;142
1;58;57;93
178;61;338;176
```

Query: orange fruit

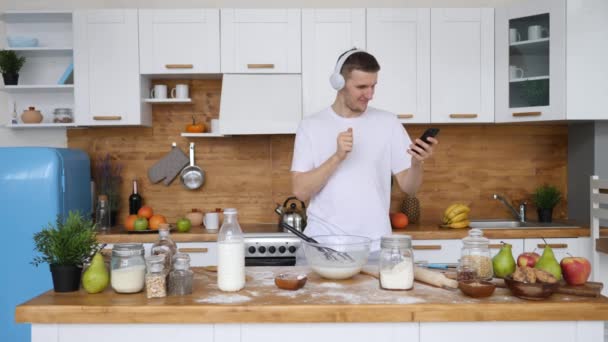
149;214;167;230
390;212;409;229
137;206;154;219
125;214;138;231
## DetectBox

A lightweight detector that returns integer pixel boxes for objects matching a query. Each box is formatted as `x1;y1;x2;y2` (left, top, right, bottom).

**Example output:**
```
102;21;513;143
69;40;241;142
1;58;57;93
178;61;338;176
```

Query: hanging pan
180;142;205;190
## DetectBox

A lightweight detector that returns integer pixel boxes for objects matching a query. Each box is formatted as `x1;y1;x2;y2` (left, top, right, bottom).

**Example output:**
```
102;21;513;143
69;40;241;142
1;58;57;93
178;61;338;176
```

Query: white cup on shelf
150;85;168;99
171;84;189;99
211;119;220;134
528;25;547;40
509;28;521;43
509;65;525;80
203;212;220;230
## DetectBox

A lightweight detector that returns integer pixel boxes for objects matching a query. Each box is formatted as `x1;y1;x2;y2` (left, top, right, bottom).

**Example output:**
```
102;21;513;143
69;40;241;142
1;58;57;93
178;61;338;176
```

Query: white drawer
412;239;461;264
176;242;218;266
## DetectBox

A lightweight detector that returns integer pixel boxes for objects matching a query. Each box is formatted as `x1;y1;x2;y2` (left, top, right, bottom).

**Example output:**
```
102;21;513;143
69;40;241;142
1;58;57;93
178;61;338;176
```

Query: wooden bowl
458;280;496;298
504;276;560;300
275;273;307;291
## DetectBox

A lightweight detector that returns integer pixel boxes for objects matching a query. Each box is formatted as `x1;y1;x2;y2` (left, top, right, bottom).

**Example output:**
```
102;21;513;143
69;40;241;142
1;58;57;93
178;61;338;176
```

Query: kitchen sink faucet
492;194;527;222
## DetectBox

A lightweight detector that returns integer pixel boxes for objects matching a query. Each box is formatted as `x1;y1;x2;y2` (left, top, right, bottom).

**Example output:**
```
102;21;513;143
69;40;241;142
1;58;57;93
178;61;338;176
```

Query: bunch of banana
442;203;471;228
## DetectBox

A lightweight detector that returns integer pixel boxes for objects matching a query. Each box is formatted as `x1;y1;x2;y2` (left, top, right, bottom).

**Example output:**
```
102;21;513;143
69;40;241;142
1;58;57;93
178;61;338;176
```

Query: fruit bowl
504;276;560;300
458;280;496;298
302;235;371;280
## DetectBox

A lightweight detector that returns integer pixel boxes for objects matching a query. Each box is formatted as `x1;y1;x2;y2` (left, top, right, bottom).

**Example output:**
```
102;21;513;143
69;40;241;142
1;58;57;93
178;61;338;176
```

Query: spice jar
111;243;146;293
379;235;414;290
52;108;73;123
145;255;167;298
459;229;493;280
169;253;194;296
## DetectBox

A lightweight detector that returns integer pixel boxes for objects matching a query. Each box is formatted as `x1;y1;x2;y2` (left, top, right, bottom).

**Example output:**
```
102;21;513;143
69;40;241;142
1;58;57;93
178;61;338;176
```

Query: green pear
534;244;562;280
82;253;110;294
492;242;516;278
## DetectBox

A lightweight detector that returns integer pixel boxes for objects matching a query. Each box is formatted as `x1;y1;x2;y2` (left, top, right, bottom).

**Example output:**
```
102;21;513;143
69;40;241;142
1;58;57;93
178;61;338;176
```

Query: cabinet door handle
247;64;275;69
413;245;442;250
489;244;504;249
449;114;478;119
513;111;542;117
537;243;568;249
397;114;414;119
178;248;209;254
93;116;122;121
165;64;194;69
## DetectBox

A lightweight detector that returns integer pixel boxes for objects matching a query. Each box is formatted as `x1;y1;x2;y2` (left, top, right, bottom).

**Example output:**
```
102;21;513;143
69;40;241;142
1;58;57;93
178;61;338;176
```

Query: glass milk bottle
217;208;245;292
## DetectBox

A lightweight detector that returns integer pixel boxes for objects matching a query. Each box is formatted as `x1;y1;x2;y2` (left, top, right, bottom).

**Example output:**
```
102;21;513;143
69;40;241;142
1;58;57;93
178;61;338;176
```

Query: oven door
245;257;296;267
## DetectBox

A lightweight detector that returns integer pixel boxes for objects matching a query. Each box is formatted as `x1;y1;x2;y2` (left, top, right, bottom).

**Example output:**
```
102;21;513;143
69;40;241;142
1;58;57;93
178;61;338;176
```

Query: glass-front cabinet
495;0;565;122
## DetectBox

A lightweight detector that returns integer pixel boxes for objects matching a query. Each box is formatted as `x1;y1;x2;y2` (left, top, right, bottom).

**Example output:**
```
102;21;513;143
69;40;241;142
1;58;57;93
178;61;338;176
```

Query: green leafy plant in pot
32;211;100;292
0;50;26;85
532;185;562;223
93;153;123;226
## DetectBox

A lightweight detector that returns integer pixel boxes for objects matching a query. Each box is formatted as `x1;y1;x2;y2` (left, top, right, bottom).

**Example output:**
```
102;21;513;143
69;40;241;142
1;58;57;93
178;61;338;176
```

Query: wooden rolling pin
361;266;458;289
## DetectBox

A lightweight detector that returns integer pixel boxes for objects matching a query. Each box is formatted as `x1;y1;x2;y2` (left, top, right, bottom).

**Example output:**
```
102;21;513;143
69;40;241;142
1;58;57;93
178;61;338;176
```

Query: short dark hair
340;51;380;78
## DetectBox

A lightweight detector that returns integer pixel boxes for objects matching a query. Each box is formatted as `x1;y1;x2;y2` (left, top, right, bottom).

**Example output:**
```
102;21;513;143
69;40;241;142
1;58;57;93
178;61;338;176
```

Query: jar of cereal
459;229;493;280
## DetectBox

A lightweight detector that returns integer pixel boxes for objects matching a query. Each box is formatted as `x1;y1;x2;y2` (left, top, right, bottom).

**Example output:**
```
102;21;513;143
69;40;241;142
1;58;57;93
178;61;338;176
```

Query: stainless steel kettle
275;196;307;233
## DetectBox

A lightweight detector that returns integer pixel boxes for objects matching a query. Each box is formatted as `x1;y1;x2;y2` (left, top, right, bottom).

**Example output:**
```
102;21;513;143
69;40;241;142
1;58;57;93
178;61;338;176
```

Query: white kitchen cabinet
2;11;76;128
301;9;366;116
367;8;430;124
495;0;566;122
412;239;461;264
221;9;301;74
176;242;217;266
566;0;608;120
430;8;494;123
139;9;220;75
74;9;151;126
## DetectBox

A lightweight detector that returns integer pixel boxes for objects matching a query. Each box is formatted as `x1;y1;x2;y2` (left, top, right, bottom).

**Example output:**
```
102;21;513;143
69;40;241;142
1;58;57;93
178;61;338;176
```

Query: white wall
0;0;520;147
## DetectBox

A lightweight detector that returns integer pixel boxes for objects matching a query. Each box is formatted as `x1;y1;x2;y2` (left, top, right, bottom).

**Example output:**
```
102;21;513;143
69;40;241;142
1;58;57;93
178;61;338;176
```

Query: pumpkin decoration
186;115;206;133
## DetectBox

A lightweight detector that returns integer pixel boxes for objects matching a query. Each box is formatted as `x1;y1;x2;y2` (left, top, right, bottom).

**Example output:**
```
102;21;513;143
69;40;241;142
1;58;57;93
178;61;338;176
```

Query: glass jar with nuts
459;229;493;280
145;255;167;298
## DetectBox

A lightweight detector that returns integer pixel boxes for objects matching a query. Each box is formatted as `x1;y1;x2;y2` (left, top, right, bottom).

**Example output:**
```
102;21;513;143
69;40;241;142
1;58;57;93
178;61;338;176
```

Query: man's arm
292;128;353;201
395;136;438;196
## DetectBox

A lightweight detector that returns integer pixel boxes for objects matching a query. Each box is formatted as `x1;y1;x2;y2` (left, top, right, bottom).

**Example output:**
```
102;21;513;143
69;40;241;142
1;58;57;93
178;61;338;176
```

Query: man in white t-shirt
291;49;438;251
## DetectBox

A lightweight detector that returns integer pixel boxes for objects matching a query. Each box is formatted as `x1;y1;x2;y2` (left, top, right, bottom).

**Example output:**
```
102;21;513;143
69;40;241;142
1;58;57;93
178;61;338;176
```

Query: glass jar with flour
217;208;245;292
379;235;414;290
111;243;146;293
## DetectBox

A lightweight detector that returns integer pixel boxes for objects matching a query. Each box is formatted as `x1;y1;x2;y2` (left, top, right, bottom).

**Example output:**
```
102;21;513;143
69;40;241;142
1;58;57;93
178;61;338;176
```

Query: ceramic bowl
458;280;496;298
504;275;560;300
7;36;39;48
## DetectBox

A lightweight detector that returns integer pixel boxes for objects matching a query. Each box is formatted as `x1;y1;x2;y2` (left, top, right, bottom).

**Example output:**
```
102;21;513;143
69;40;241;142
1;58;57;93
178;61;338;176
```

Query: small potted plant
0;50;26;85
532;185;562;223
32;211;100;292
93;153;123;226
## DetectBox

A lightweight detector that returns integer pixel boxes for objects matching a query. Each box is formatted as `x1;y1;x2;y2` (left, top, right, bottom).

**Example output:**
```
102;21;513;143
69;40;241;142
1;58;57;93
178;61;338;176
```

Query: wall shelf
3;85;74;92
143;98;192;104
180;132;226;137
5;122;76;128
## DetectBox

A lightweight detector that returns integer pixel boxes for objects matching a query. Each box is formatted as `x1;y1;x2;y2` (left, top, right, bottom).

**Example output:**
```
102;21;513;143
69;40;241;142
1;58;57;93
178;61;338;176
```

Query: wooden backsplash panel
68;79;568;225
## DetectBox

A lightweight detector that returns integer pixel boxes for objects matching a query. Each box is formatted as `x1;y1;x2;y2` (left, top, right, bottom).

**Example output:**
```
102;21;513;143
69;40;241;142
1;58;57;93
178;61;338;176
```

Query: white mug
509;28;521;43
509;65;525;80
203;212;220;230
211;119;220;133
171;84;189;99
150;84;168;99
528;25;547;40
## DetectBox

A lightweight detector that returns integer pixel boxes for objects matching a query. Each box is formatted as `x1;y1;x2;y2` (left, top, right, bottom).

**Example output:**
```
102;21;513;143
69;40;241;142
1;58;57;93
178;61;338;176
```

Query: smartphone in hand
414;128;440;152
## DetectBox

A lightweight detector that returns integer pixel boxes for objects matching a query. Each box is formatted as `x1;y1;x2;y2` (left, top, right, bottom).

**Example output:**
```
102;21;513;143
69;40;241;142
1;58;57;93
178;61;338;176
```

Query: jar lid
462;228;489;247
224;208;237;214
147;255;165;272
112;243;145;256
173;253;191;270
381;234;412;249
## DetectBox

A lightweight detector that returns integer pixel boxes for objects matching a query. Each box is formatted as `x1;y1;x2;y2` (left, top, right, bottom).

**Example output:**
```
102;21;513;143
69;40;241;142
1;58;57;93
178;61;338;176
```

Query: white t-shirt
291;106;412;249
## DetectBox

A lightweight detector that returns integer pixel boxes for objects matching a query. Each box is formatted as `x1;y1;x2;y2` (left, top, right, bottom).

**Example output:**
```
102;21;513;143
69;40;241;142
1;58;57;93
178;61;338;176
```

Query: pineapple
401;194;421;223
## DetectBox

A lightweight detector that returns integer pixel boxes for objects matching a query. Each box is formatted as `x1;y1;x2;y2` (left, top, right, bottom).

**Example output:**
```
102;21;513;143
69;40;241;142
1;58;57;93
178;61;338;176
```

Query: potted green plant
0;50;26;85
532;185;562;223
32;211;99;292
93;153;123;226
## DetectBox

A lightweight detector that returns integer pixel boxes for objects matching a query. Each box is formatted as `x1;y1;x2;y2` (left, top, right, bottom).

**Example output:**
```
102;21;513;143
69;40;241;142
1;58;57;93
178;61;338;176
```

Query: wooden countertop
16;266;608;324
96;222;591;244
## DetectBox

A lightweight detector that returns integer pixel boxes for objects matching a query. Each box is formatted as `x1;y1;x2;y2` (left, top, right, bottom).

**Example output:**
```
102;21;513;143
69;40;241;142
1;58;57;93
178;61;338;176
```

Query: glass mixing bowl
302;235;371;280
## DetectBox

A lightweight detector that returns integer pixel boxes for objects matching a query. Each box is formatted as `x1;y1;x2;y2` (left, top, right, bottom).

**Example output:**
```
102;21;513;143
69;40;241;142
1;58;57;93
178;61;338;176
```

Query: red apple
517;252;540;267
561;257;591;285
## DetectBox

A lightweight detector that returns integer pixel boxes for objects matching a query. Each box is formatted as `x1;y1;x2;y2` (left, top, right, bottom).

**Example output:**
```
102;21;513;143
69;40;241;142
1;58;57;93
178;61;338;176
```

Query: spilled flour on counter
197;294;252;304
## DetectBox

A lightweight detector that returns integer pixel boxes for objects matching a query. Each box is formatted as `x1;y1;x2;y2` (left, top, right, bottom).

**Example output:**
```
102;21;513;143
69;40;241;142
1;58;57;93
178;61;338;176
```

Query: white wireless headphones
329;47;365;91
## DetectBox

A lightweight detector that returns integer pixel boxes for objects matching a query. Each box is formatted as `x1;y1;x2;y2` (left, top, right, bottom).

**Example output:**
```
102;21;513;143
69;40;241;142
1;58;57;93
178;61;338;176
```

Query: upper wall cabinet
221;9;301;74
431;8;494;123
74;10;151;126
302;9;366;116
139;9;220;75
495;0;565;123
566;0;608;120
367;8;431;124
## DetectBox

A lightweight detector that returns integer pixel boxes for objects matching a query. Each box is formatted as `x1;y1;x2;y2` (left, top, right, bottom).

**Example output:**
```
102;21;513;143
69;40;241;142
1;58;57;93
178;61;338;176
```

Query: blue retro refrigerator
0;147;92;342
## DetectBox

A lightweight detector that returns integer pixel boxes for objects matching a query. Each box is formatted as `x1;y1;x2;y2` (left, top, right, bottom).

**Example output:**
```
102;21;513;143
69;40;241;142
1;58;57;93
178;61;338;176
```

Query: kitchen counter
96;222;591;244
16;267;607;342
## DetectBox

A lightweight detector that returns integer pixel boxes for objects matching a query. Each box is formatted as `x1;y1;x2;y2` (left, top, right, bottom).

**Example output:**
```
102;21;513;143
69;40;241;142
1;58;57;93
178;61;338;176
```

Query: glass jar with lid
169;253;194;296
152;224;177;270
145;255;167;298
52;108;73;123
111;243;146;293
379;235;414;290
459;229;493;280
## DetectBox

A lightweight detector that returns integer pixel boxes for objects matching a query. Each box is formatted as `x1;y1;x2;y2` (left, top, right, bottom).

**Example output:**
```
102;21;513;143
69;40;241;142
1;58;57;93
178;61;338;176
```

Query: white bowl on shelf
7;36;39;48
